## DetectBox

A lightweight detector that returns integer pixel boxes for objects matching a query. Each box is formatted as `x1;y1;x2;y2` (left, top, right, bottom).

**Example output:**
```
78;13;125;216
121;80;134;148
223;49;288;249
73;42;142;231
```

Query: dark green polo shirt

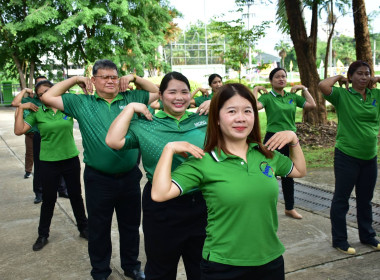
22;95;42;133
258;90;306;132
323;86;380;160
194;92;214;107
171;143;293;266
24;105;79;161
122;110;207;182
62;90;149;174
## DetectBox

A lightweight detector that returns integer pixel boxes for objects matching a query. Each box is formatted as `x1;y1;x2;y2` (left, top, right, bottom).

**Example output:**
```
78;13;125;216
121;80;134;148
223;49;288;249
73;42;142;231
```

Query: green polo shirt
323;86;380;160
171;143;293;266
258;90;306;132
62;90;149;174
122;110;207;182
24;105;79;161
22;95;42;133
194;92;214;107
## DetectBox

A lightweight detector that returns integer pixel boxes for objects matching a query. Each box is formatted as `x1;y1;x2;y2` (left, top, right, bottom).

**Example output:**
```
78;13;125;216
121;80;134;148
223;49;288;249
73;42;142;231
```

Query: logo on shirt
372;99;377;107
62;115;69;120
194;120;207;127
259;161;274;178
289;99;294;104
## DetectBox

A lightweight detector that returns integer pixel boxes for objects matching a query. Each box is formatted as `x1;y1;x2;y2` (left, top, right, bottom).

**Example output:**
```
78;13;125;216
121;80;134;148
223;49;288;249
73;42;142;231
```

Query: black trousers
331;148;377;248
264;132;294;210
143;182;207;280
33;132;67;196
200;255;284;280
38;156;87;237
84;165;142;280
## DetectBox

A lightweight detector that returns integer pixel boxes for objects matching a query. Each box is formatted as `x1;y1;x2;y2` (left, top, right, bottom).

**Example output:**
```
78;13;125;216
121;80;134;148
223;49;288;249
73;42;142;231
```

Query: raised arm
14;104;33;135
105;102;153;150
264;130;306;178
41;76;93;111
252;86;266;110
318;75;348;96
119;74;159;104
151;141;205;202
11;88;33;107
291;85;316;110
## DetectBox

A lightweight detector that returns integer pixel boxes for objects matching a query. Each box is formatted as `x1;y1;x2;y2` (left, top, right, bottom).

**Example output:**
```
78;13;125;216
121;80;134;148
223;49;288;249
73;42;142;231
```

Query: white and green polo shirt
122;110;208;182
258;90;306;132
171;143;293;266
62;90;149;174
323;86;380;160
24;104;79;161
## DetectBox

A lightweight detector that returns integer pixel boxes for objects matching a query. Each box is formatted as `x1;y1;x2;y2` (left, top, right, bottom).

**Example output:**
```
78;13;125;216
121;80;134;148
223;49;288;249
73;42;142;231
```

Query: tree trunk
352;0;373;74
284;0;327;125
12;54;26;89
29;59;35;88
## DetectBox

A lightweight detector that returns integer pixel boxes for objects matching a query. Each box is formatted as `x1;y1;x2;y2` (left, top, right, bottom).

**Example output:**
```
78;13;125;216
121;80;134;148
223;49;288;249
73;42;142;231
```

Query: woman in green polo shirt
190;73;223;108
106;72;210;280
253;67;316;219
151;83;307;280
14;80;88;252
319;60;380;255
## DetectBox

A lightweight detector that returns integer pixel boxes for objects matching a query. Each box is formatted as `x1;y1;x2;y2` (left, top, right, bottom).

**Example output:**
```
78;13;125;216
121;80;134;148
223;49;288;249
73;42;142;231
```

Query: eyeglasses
93;75;119;81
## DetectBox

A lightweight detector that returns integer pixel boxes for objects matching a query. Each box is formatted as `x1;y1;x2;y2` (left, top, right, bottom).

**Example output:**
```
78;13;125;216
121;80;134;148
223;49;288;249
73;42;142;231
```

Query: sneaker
24;172;32;179
34;194;42;204
361;239;380;251
32;236;48;251
335;244;356;255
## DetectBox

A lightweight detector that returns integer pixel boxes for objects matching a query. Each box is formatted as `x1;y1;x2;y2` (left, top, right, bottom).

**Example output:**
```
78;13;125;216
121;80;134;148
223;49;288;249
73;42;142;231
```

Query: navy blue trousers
264;132;295;210
200;255;284;280
331;148;377;248
84;165;142;280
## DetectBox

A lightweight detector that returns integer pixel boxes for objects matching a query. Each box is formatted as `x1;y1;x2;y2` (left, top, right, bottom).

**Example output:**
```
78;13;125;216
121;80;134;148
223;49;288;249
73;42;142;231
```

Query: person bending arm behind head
319;60;380;255
252;67;316;219
152;83;306;280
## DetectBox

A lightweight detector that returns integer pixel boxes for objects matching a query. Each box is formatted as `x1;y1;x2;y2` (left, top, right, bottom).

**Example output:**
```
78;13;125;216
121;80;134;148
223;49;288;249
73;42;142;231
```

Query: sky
170;0;380;57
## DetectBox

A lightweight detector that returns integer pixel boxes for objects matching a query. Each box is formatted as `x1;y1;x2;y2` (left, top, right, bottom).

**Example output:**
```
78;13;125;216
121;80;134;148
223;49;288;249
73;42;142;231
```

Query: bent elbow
105;138;122;150
151;190;165;202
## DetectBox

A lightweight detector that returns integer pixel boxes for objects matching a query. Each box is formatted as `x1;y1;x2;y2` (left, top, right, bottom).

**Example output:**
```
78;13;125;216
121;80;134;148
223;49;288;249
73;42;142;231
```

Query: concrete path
0;107;379;280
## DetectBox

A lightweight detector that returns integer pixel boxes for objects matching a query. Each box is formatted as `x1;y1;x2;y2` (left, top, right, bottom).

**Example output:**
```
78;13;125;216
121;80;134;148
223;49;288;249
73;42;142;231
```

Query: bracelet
289;138;299;147
302;87;308;92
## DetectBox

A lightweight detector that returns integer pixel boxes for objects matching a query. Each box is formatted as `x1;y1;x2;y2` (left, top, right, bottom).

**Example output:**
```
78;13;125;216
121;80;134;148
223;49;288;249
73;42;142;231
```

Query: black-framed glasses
93;75;119;81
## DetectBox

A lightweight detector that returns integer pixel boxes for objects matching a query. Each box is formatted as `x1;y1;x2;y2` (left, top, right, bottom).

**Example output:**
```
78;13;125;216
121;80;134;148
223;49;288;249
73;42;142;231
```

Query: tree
209;17;269;82
274;40;291;69
276;0;327;125
352;0;373;73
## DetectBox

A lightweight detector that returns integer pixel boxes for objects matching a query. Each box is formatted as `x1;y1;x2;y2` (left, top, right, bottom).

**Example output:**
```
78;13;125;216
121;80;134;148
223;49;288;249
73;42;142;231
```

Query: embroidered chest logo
372;99;377;107
63;115;69;120
194;120;207;127
288;99;294;104
259;161;274;178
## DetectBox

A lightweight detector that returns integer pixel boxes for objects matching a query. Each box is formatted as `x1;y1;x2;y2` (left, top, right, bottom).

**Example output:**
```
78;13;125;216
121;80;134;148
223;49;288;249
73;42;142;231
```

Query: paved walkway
0;107;379;280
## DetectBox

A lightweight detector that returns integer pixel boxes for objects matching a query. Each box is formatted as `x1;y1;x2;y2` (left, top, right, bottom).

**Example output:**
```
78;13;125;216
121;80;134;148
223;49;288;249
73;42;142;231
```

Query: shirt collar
348;87;371;96
155;110;193;121
270;89;289;97
210;142;259;162
94;91;123;102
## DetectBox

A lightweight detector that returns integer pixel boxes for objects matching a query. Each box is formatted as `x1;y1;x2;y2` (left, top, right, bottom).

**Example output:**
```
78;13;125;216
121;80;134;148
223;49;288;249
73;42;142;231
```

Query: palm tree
274;40;291;69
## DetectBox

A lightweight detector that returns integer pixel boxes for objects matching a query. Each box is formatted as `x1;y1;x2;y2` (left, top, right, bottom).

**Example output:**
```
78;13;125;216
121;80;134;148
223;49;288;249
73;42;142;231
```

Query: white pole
204;0;208;65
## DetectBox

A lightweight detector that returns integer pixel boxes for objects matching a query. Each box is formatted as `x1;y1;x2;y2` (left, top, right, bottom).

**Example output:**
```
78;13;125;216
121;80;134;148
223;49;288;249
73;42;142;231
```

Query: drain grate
278;182;380;231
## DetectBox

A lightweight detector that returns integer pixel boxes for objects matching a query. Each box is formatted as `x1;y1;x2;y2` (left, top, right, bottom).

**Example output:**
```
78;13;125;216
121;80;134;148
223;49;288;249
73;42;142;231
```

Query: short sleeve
121;123;139;150
62;93;83;118
323;86;340;107
258;94;266;108
295;94;306;108
24;111;37;128
272;151;294;177
123;90;149;105
171;156;204;195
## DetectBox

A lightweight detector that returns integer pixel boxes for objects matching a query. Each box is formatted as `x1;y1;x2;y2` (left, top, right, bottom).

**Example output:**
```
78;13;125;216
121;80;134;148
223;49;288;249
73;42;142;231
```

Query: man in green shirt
41;59;159;280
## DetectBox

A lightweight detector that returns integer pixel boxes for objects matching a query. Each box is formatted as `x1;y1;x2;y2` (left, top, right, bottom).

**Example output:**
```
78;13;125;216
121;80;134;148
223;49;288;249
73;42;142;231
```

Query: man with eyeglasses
41;59;159;280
